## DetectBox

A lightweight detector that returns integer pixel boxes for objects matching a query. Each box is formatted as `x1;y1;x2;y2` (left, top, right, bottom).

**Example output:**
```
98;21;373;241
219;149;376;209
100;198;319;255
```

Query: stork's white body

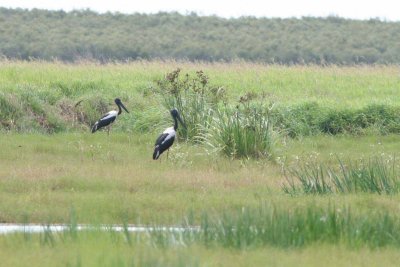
153;127;176;160
91;98;129;134
152;108;185;160
162;127;176;141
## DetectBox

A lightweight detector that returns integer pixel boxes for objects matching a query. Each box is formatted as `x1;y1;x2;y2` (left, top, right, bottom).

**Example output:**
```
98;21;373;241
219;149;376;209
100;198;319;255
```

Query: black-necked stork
153;109;186;160
91;98;129;134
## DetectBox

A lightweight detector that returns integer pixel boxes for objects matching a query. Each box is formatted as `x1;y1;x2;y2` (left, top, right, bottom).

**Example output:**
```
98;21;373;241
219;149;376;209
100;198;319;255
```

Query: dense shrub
271;103;400;137
152;68;226;141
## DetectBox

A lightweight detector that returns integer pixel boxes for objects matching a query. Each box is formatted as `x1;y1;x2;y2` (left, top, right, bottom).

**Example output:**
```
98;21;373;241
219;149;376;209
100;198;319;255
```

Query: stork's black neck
117;104;122;115
173;116;178;130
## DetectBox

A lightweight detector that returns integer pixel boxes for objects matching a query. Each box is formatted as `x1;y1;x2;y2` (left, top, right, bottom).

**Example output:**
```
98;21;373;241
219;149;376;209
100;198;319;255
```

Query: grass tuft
283;157;400;195
202;99;275;159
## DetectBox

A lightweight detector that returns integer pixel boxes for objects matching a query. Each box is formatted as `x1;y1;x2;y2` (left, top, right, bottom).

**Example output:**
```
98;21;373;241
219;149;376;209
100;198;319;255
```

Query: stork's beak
177;114;186;128
119;102;129;113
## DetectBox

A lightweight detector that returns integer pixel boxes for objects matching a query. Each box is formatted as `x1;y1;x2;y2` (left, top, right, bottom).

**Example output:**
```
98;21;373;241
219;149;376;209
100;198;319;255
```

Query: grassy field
1;60;399;107
1;233;400;267
1;133;400;266
1;61;400;266
2;232;400;267
1;133;400;223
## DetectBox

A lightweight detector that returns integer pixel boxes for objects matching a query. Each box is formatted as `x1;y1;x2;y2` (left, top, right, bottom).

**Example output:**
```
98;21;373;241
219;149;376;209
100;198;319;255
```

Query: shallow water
0;224;198;234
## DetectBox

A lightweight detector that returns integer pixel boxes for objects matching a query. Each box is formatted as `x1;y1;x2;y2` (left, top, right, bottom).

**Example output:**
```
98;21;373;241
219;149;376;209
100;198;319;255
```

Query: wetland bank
1;61;400;266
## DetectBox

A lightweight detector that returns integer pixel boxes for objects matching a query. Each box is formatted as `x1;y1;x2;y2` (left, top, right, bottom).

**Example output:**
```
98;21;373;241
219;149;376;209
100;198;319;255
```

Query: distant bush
1;8;400;64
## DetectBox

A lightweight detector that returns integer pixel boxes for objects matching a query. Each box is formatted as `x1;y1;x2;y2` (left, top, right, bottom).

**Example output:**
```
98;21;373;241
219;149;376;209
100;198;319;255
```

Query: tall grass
11;203;400;251
283;157;400;195
0;92;21;129
149;203;400;249
0;91;66;133
202;97;275;159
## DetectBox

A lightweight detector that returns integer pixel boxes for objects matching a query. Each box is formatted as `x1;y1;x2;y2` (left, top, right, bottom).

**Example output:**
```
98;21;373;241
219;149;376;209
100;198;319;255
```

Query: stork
91;98;129;134
153;109;186;160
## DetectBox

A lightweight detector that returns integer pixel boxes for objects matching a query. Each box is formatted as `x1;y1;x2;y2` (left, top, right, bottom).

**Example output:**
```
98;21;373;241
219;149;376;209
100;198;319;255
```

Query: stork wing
99;111;116;121
91;111;117;133
155;133;169;146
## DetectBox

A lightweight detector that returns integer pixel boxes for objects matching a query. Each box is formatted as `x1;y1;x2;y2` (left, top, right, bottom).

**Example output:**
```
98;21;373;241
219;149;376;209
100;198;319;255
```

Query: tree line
1;7;399;64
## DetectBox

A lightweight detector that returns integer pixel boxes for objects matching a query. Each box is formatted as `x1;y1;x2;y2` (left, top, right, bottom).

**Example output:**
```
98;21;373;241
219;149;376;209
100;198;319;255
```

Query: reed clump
283;157;400;195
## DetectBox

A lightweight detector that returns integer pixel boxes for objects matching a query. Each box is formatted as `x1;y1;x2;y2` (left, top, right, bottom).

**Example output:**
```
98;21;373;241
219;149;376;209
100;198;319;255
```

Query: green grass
2;231;400;267
2;61;400;140
2;201;400;266
1;133;400;224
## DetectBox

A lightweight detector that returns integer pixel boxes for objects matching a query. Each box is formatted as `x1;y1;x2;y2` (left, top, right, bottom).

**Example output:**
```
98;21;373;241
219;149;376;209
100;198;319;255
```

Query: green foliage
283;157;400;195
1;8;400;64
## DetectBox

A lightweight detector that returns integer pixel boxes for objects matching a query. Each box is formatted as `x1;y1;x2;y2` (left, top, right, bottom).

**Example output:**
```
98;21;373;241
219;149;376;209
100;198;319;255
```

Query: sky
0;0;399;21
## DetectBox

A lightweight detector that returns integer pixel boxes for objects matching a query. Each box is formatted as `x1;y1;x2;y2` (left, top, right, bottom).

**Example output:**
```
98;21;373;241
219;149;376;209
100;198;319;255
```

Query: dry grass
1;133;400;224
0;133;280;223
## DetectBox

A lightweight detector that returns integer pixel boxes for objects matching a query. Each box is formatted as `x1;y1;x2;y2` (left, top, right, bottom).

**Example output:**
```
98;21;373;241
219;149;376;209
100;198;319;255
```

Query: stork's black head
170;108;179;117
170;108;186;128
115;98;129;113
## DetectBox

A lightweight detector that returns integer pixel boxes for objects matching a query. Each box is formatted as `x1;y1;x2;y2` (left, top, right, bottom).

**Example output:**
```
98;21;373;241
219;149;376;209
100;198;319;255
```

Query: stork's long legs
158;150;170;163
